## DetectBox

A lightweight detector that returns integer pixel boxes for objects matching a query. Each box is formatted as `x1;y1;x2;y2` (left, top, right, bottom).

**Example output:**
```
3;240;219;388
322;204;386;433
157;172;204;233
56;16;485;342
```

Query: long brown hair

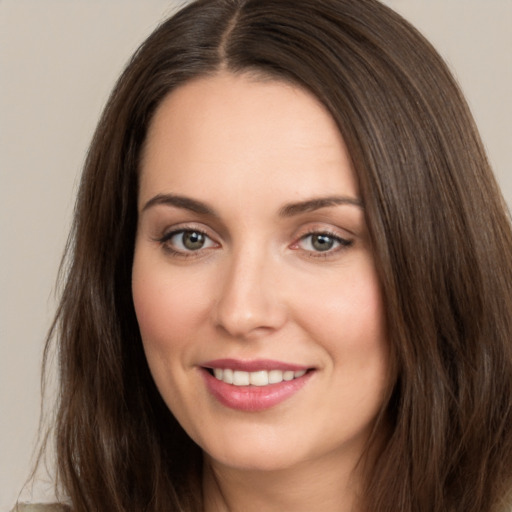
39;0;512;510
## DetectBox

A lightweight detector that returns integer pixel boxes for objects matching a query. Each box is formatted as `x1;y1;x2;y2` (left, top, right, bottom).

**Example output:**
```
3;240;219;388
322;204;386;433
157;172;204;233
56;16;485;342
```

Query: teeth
283;370;294;381
250;370;268;386
233;370;250;386
268;369;284;384
223;368;233;384
211;368;308;386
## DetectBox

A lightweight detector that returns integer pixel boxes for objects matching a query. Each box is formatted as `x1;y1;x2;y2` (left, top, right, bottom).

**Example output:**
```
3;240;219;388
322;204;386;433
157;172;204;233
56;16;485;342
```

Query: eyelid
290;227;354;257
156;223;221;257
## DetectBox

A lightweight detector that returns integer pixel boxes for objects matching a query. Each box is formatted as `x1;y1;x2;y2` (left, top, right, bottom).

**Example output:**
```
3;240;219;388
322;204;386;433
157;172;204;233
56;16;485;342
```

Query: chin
206;446;303;473
198;426;308;472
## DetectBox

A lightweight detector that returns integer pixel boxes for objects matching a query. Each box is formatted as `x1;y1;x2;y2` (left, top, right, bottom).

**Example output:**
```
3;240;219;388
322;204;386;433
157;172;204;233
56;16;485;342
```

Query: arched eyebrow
141;193;363;217
278;196;363;217
141;194;217;216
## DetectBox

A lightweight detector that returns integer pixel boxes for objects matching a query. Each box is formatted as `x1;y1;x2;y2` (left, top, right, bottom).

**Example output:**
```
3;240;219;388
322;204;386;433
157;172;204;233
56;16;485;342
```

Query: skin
132;72;389;511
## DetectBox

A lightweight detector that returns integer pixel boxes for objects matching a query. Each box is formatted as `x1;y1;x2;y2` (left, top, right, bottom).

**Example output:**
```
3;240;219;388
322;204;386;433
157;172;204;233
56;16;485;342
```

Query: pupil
183;231;204;250
312;234;334;251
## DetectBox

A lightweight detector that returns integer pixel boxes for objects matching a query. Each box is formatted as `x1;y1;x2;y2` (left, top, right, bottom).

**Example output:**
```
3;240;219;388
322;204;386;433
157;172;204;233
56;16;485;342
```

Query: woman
15;0;512;510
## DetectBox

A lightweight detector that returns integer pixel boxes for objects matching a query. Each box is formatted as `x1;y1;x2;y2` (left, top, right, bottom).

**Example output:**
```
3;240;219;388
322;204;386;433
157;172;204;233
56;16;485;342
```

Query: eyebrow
278;196;364;216
142;194;216;216
141;193;363;217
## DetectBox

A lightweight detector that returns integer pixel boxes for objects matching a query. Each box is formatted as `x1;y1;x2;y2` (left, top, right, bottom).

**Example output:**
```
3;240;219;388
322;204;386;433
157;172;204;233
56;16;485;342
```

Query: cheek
131;253;210;355
298;264;384;343
292;258;388;386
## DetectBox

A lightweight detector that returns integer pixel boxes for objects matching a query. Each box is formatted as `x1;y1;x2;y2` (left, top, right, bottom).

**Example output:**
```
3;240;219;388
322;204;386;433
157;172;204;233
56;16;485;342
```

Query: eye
160;229;217;253
296;231;352;254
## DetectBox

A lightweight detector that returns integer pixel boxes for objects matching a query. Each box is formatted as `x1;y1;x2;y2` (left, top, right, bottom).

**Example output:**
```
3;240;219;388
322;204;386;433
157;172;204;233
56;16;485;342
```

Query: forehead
139;72;358;206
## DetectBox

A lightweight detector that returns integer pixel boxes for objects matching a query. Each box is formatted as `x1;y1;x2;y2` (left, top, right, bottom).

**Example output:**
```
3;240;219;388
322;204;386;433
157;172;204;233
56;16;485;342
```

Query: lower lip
201;368;313;412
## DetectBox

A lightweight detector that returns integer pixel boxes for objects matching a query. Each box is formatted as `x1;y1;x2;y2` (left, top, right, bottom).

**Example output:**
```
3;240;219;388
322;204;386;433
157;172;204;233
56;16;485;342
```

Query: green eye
161;229;217;254
298;231;352;254
181;231;206;250
310;234;335;252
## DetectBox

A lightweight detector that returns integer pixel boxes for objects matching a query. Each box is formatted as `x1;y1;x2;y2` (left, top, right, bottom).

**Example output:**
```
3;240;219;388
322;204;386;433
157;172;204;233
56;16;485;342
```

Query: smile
212;368;307;386
200;360;314;412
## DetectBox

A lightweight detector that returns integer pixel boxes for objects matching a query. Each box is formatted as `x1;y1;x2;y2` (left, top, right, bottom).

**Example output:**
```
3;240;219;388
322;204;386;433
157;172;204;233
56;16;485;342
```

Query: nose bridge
214;240;285;338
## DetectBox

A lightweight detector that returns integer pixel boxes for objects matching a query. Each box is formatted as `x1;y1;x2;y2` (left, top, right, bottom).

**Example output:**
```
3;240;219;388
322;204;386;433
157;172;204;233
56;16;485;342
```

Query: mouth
200;359;315;412
206;367;309;386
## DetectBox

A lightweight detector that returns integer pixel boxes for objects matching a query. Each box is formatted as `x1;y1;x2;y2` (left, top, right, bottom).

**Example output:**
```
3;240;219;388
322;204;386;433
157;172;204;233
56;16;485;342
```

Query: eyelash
157;227;217;258
293;230;353;258
156;227;353;259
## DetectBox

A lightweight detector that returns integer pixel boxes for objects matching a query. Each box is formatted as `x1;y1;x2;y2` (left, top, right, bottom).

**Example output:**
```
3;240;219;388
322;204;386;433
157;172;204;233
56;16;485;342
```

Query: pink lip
199;359;314;412
201;358;309;372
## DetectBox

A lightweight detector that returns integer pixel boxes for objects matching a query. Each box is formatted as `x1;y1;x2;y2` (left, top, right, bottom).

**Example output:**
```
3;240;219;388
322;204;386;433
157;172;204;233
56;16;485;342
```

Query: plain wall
1;1;511;508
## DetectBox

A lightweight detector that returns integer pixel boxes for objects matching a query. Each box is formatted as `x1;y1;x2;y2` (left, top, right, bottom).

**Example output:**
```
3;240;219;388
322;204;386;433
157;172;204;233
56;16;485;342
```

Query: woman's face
132;72;389;473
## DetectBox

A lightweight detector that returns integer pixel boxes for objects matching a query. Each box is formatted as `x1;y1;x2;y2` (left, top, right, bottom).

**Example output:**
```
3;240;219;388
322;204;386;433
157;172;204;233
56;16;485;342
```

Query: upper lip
201;358;311;372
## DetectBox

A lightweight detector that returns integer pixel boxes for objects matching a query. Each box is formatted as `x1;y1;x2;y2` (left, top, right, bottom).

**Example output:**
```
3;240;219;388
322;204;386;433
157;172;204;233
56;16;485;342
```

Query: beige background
1;0;511;508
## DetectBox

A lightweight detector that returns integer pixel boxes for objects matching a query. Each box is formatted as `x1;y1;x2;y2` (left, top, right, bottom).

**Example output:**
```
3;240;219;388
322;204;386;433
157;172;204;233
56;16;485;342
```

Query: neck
202;449;366;512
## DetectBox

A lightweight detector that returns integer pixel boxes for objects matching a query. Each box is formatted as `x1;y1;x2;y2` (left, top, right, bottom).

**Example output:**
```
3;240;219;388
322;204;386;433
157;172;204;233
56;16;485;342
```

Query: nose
213;246;287;339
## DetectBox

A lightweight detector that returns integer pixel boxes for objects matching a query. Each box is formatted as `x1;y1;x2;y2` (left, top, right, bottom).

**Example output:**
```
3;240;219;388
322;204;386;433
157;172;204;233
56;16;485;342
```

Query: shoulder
10;505;70;512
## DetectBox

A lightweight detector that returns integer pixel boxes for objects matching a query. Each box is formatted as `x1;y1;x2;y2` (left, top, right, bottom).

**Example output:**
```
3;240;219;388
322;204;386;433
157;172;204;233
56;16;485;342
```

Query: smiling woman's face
132;72;389;474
